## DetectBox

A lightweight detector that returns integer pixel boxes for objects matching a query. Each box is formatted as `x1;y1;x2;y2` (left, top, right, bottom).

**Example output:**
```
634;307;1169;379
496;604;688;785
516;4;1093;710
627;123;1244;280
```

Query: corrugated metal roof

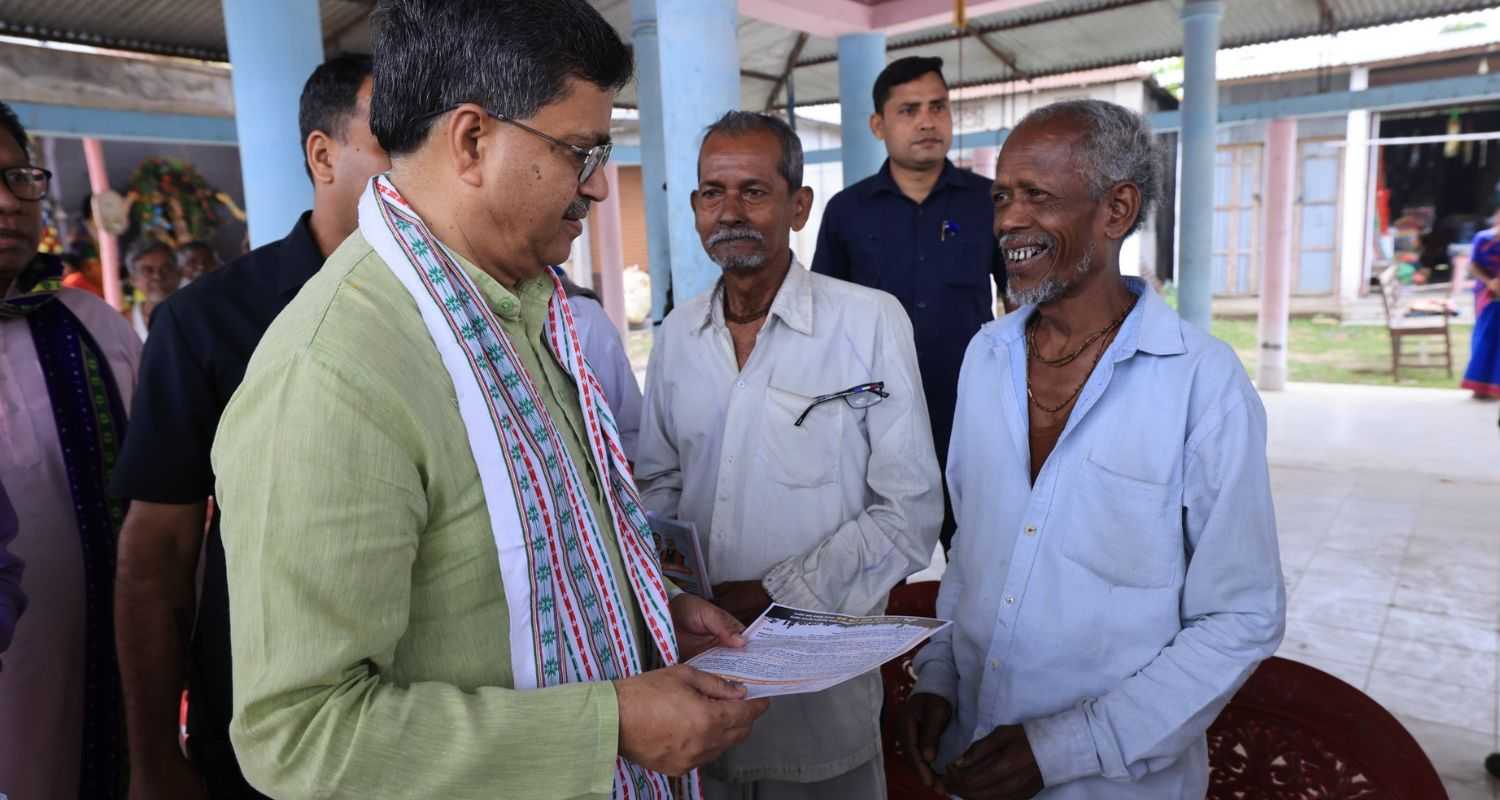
786;0;1500;105
0;0;1495;106
0;0;372;61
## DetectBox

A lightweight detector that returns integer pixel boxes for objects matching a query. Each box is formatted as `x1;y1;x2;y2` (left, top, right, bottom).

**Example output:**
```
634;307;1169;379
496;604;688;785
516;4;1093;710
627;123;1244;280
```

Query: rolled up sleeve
214;347;620;799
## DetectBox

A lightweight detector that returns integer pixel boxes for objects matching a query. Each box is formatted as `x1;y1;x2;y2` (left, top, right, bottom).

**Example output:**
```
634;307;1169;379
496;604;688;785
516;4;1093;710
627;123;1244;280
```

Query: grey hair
700;110;805;191
125;238;174;271
1017;99;1160;236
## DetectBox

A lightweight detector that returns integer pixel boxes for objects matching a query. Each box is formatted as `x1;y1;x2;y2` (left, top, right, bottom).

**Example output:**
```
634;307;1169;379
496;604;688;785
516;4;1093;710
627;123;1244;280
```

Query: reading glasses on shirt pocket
793;381;888;427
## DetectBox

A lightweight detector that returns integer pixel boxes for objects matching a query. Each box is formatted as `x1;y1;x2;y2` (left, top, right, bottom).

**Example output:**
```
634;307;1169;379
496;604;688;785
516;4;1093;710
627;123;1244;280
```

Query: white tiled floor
1263;384;1500;798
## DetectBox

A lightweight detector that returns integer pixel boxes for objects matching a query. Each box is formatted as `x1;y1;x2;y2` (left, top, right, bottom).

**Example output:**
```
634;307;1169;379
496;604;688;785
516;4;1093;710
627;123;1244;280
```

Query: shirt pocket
760;385;844;488
1059;455;1182;589
942;238;995;318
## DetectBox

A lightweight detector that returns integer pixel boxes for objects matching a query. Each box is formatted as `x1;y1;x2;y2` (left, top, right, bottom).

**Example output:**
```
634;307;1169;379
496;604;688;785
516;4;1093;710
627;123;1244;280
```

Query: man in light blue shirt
902;99;1285;799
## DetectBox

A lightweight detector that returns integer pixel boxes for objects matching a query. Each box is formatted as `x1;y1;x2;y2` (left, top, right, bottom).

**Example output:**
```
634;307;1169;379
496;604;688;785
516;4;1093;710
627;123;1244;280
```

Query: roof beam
1150;72;1500;130
0;19;225;61
12;101;238;145
974;32;1025;78
741;68;780;82
796;0;1157;67
1315;0;1337;32
873;0;1057;36
764;32;811;112
738;0;872;38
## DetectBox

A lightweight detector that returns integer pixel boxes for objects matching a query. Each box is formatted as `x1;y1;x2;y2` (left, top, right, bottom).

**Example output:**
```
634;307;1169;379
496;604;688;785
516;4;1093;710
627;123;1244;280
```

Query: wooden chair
878;583;1446;800
1376;264;1453;381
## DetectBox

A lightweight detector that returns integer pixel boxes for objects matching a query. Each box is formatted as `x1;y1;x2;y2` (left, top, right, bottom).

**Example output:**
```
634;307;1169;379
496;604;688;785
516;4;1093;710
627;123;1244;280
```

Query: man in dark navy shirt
109;54;389;799
812;56;1005;552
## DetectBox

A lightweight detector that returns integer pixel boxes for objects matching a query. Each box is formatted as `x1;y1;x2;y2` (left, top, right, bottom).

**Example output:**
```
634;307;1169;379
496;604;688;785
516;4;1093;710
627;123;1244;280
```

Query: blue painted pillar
630;0;672;326
632;0;741;317
1177;0;1223;331
837;33;887;188
222;0;322;247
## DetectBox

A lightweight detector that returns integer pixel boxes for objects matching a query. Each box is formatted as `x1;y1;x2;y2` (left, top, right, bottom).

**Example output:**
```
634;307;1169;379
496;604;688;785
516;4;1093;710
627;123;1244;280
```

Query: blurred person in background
124;239;180;341
175;240;220;286
1461;206;1500;404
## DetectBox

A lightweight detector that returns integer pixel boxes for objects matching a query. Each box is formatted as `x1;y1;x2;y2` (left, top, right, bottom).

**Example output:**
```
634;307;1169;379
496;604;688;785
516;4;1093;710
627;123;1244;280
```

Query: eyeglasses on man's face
794;381;890;427
420;105;612;186
1;166;51;202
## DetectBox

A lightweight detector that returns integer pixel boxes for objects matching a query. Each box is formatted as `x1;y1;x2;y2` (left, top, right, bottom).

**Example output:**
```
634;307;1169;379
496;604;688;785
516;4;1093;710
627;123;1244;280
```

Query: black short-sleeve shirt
109;212;322;766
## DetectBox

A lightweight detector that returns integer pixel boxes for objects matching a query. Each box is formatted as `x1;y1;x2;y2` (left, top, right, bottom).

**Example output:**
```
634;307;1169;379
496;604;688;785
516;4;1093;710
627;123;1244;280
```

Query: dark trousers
190;737;269;800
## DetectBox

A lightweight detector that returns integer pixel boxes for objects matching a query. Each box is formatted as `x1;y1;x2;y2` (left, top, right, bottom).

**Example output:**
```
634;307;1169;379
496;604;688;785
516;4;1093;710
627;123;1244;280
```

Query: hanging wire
955;0;967;165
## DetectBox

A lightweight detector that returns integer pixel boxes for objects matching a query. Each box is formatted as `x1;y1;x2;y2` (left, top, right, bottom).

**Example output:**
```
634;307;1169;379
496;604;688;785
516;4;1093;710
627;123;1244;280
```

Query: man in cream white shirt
637;110;943;799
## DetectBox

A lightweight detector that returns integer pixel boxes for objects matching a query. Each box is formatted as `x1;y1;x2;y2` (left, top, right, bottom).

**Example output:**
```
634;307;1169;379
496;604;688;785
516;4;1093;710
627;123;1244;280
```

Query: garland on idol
125;157;246;247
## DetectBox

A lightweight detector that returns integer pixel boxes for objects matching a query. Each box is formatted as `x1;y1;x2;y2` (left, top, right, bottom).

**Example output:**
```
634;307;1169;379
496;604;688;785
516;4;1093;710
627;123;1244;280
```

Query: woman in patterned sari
1462;210;1500;400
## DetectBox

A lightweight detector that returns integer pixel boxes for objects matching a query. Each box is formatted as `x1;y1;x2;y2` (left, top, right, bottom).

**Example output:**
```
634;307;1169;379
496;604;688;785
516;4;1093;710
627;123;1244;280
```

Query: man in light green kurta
211;1;766;797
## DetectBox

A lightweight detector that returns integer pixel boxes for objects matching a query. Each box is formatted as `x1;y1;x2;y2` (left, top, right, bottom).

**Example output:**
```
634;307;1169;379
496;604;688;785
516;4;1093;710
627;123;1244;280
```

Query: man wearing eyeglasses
0;99;141;800
210;2;767;798
636;110;943;800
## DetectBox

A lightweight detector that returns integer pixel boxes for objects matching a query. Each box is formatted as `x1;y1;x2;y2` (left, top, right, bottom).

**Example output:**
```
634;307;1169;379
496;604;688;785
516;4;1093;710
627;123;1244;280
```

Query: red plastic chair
879;582;1447;800
881;581;946;800
1206;656;1446;800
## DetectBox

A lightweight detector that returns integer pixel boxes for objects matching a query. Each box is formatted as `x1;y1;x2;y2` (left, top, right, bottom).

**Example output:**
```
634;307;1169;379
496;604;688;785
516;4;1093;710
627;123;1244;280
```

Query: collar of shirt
694;252;814;337
270;212;326;300
986;276;1186;361
865;158;968;201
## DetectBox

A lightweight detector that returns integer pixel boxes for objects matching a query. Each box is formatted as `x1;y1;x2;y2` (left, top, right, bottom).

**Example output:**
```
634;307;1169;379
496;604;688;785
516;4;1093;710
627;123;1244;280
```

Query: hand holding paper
687;604;952;699
670;593;747;660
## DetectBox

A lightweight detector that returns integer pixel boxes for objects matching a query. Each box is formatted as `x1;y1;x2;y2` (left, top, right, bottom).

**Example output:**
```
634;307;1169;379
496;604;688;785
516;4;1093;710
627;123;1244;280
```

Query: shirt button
499;298;518;315
989;659;1000;670
1005;595;1015;605
736;380;746;388
1024;525;1037;536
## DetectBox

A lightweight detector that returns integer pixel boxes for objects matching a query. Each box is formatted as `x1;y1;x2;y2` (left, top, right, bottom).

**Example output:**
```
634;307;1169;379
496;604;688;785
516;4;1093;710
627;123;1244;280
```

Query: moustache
563;198;591;221
998;233;1056;250
706;226;764;248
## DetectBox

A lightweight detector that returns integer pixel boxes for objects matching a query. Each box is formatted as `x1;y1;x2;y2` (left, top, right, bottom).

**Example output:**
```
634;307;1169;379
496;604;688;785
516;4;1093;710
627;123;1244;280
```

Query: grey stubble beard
1006;240;1095;307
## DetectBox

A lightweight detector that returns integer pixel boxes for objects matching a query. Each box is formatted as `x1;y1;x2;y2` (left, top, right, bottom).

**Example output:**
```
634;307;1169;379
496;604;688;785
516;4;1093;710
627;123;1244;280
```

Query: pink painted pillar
591;162;629;340
1257;118;1297;391
971;146;997;179
81;138;124;311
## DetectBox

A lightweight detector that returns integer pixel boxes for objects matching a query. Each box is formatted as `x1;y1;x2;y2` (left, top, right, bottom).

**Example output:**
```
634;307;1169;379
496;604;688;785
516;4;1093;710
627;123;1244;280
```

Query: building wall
1211;76;1355;301
616;165;649;273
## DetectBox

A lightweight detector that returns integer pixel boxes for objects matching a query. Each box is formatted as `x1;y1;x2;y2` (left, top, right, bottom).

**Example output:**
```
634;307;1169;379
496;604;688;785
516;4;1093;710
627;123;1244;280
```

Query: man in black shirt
110;54;389;799
812;56;1006;552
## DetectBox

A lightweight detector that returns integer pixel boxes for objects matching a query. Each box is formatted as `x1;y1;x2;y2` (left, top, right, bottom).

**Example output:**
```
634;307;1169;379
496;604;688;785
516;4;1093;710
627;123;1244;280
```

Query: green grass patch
1211;318;1474;390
